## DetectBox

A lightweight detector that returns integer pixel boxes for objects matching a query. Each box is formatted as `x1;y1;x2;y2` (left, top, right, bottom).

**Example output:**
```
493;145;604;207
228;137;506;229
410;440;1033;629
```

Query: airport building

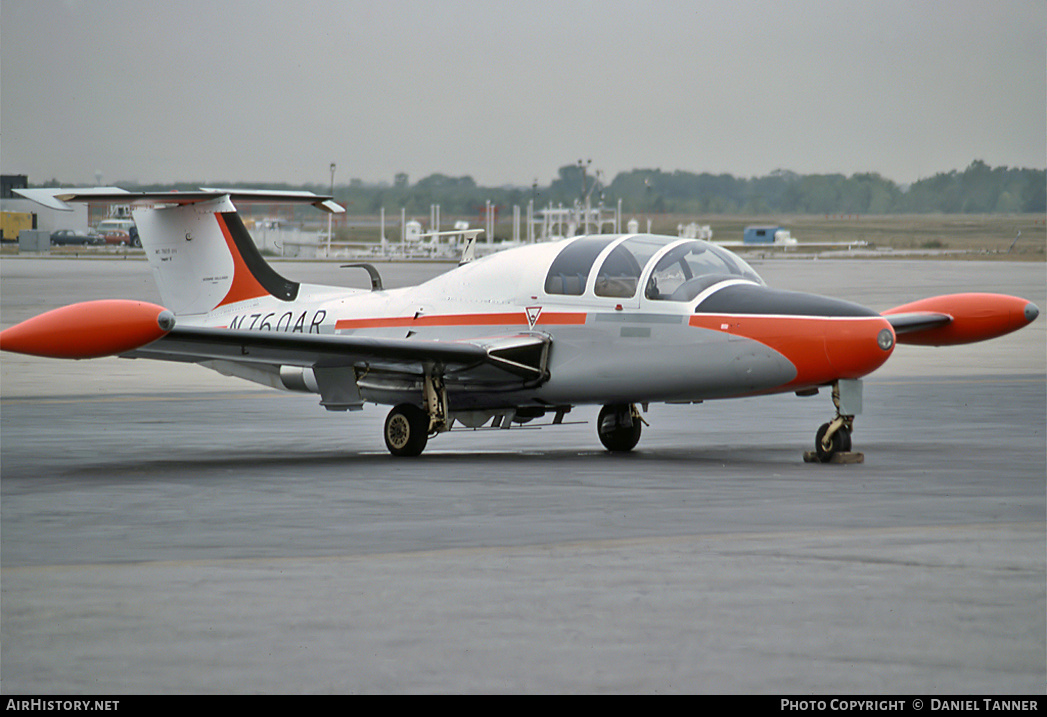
1;175;88;240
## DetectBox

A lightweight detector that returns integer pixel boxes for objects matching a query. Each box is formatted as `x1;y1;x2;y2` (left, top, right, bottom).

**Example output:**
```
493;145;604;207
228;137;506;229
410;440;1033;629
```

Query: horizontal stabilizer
14;187;344;214
882;293;1039;346
13;187;130;211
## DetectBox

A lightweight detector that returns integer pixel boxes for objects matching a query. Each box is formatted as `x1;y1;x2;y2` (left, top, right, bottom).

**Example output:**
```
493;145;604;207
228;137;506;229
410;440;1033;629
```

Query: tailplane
14;188;343;316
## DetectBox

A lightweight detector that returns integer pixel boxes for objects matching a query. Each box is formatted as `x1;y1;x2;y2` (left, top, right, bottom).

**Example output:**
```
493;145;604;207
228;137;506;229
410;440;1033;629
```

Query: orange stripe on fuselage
335;311;587;330
689;313;894;387
214;213;270;308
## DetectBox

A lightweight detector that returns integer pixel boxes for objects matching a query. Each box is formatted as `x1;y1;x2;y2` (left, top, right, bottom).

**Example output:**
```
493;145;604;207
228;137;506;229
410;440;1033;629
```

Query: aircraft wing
0;299;551;412
126;325;550;383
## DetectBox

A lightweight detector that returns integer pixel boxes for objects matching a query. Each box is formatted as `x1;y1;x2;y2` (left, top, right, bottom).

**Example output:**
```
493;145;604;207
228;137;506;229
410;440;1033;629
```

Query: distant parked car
96;219;137;246
99;229;131;246
50;229;105;246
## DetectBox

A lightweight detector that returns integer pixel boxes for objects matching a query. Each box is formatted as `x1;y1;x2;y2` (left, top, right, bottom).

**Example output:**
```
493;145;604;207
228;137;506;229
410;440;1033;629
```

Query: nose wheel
815;420;852;462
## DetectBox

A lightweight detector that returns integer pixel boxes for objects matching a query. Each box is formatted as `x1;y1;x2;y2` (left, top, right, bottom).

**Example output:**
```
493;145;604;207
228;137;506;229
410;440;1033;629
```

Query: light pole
327;162;336;257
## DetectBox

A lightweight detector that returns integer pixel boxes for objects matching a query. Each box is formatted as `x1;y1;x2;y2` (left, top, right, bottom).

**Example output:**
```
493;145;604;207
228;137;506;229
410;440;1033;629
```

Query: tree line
117;159;1044;217
541;160;1045;216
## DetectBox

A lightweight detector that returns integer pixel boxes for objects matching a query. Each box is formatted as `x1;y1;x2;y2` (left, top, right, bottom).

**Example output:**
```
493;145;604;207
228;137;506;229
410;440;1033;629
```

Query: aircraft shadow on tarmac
32;440;986;484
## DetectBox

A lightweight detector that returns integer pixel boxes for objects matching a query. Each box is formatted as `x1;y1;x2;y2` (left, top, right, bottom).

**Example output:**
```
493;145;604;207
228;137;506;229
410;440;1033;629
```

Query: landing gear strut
598;403;644;453
810;380;861;463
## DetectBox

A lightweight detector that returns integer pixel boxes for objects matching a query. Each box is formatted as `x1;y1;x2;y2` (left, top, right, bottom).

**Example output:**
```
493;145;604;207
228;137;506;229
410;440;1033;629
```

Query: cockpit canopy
544;235;764;302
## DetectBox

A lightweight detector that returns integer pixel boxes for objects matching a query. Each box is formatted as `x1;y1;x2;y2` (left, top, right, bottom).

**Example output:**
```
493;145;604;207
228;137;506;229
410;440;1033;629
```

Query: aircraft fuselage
191;241;895;411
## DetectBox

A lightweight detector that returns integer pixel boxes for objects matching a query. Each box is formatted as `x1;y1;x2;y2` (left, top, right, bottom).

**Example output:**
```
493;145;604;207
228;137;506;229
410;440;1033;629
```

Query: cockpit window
544;237;615;295
545;235;763;301
594;236;667;298
645;241;763;301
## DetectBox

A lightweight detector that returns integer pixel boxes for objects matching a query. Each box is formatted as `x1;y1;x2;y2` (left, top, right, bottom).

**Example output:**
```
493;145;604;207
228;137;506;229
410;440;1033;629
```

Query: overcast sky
2;0;1044;188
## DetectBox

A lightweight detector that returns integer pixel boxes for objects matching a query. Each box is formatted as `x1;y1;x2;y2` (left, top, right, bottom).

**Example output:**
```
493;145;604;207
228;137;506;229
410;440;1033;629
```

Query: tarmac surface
1;254;1044;693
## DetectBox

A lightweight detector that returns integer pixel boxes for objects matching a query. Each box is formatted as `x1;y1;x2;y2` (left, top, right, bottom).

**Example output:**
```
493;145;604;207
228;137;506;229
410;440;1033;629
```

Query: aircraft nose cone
1026;302;1040;323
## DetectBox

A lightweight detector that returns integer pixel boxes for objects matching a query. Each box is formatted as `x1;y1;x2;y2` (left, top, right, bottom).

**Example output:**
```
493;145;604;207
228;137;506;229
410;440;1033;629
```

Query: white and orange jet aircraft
2;188;1039;459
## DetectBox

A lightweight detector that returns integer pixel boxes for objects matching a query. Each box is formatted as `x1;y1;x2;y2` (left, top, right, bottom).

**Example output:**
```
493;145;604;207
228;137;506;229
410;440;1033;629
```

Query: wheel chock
803;451;865;464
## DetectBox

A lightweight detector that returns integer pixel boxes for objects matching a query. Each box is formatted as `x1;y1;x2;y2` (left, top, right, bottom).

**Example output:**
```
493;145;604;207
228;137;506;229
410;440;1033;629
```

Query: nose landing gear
805;380;864;464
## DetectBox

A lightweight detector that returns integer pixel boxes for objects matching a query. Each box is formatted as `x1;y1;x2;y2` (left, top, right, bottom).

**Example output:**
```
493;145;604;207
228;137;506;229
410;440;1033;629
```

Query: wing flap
127;327;550;382
129;326;485;369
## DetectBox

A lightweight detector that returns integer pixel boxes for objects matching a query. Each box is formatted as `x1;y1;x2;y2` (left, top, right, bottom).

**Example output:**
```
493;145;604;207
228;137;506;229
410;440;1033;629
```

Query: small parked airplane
2;188;1039;459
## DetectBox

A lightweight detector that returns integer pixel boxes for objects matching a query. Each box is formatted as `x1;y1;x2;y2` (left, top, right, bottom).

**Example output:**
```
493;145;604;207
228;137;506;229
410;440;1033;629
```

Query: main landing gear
384;399;650;456
807;380;863;464
383;371;450;457
598;403;645;453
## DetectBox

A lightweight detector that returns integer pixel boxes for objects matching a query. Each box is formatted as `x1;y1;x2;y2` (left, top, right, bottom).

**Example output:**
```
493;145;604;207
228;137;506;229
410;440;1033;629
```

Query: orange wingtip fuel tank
883;293;1039;346
0;300;175;359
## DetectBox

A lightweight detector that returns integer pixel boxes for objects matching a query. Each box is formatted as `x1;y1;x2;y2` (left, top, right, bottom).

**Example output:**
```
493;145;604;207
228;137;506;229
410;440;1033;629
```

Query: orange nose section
0;300;174;359
689;313;897;388
823;317;896;379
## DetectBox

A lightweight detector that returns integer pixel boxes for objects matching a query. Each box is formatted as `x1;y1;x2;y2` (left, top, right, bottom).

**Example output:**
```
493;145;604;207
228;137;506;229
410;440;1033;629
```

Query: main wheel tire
384;404;429;457
815;422;850;463
597;404;642;453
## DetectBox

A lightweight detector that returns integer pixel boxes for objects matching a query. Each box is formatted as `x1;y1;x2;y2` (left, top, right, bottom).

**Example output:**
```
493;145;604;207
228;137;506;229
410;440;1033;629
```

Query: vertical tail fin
133;196;300;315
